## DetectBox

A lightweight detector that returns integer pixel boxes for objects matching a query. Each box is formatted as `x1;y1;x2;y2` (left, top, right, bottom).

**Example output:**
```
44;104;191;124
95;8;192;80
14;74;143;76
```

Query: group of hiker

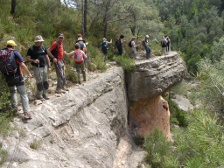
0;33;171;120
0;33;87;120
101;34;171;61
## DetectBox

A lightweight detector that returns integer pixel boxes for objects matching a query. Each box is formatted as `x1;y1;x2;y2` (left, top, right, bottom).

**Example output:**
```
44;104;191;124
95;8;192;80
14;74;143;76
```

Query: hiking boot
43;94;50;100
62;87;69;91
55;89;66;94
37;96;45;101
24;112;32;120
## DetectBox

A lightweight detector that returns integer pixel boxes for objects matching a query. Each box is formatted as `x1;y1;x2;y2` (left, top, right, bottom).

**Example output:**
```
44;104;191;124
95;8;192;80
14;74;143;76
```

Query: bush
145;109;224;167
113;55;135;72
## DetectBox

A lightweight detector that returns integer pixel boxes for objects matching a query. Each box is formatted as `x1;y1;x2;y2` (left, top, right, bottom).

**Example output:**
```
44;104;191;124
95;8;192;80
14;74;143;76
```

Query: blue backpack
0;48;17;75
101;41;108;51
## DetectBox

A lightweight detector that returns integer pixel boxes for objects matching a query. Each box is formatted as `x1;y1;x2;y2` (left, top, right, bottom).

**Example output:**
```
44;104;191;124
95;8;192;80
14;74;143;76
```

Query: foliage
191;55;224;112
168;99;188;127
30;139;43;150
154;0;224;73
144;129;174;168
145;109;224;168
113;55;135;72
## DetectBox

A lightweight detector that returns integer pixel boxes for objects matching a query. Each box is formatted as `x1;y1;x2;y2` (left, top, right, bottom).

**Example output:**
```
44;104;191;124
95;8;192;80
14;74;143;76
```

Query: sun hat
145;35;149;38
57;33;64;38
77;37;83;41
34;35;44;42
6;40;17;47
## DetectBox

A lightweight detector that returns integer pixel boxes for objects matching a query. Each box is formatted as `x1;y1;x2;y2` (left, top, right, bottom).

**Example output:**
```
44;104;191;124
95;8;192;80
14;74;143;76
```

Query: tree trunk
103;6;108;37
84;0;87;35
11;0;16;14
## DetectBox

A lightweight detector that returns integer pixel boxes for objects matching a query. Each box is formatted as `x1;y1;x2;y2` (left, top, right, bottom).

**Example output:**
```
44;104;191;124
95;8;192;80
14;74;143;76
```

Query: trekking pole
37;63;45;94
54;62;65;80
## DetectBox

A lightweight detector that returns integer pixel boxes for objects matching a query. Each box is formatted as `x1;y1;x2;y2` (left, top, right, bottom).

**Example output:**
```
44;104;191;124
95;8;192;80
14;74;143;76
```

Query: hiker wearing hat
64;43;87;84
101;37;112;62
76;34;88;70
47;33;69;94
143;35;151;59
0;40;33;119
26;35;51;100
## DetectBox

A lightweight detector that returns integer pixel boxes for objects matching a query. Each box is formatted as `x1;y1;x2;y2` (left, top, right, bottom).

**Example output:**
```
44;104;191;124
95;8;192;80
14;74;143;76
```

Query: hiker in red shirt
47;33;69;94
65;43;87;84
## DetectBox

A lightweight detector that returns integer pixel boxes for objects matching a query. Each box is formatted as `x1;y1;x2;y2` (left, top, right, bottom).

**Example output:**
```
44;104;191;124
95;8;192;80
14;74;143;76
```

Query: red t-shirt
49;41;64;61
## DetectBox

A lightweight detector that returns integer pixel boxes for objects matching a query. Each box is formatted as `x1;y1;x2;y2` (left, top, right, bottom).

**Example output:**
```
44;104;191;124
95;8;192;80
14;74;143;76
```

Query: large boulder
126;51;186;101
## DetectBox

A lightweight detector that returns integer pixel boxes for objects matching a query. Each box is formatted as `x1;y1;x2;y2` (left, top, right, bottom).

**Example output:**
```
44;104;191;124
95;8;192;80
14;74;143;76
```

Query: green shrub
30;139;42;150
113;55;135;72
144;129;173;168
168;98;188;127
145;109;224;168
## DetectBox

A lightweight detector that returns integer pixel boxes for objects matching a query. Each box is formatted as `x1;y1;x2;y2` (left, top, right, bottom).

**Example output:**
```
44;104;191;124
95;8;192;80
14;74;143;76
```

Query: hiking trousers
55;60;66;90
9;84;30;113
33;65;48;97
145;45;151;59
75;62;86;83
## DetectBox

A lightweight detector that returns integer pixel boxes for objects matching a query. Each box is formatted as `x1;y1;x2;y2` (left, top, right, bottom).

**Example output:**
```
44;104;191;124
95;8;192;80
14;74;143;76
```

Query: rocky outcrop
127;51;186;139
126;51;186;101
1;52;186;167
2;67;130;168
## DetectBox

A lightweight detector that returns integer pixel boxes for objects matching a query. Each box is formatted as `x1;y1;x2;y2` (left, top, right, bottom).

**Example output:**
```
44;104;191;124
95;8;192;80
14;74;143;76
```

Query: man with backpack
0;40;33;119
165;35;171;52
47;33;68;94
142;35;151;59
161;36;168;55
101;37;112;62
64;43;87;84
129;37;138;59
116;34;125;56
26;35;51;101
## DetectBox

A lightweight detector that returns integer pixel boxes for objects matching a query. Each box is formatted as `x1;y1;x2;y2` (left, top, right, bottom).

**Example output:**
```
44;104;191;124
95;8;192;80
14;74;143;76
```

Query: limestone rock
126;51;186;101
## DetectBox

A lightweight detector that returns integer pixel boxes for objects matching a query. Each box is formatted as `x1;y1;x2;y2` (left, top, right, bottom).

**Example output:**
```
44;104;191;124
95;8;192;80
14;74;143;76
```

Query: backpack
128;40;133;47
161;39;167;47
115;39;121;47
141;40;145;46
101;41;108;51
50;42;59;61
0;48;17;75
78;41;84;50
74;50;84;63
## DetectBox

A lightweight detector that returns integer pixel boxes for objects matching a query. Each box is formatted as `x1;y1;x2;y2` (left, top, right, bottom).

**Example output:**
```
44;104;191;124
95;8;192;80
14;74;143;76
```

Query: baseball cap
57;33;64;38
7;40;17;47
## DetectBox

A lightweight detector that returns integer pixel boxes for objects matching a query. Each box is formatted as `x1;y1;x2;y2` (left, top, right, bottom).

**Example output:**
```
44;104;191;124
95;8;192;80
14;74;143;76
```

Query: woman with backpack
101;38;112;62
64;43;87;84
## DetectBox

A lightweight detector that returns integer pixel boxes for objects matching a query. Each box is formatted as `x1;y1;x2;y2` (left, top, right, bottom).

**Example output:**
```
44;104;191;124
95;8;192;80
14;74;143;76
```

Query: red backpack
74;50;84;63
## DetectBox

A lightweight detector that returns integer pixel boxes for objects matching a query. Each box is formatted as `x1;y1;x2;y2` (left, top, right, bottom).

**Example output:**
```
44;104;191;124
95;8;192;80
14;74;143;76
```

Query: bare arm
64;51;74;56
45;54;51;71
47;48;57;63
108;39;113;44
20;62;32;77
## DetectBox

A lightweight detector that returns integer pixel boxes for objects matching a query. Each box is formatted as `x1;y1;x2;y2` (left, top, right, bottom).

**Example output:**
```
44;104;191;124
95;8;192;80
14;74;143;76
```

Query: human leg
33;66;44;99
55;61;65;90
145;46;150;59
9;86;17;109
75;63;81;84
81;63;86;81
16;84;30;116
